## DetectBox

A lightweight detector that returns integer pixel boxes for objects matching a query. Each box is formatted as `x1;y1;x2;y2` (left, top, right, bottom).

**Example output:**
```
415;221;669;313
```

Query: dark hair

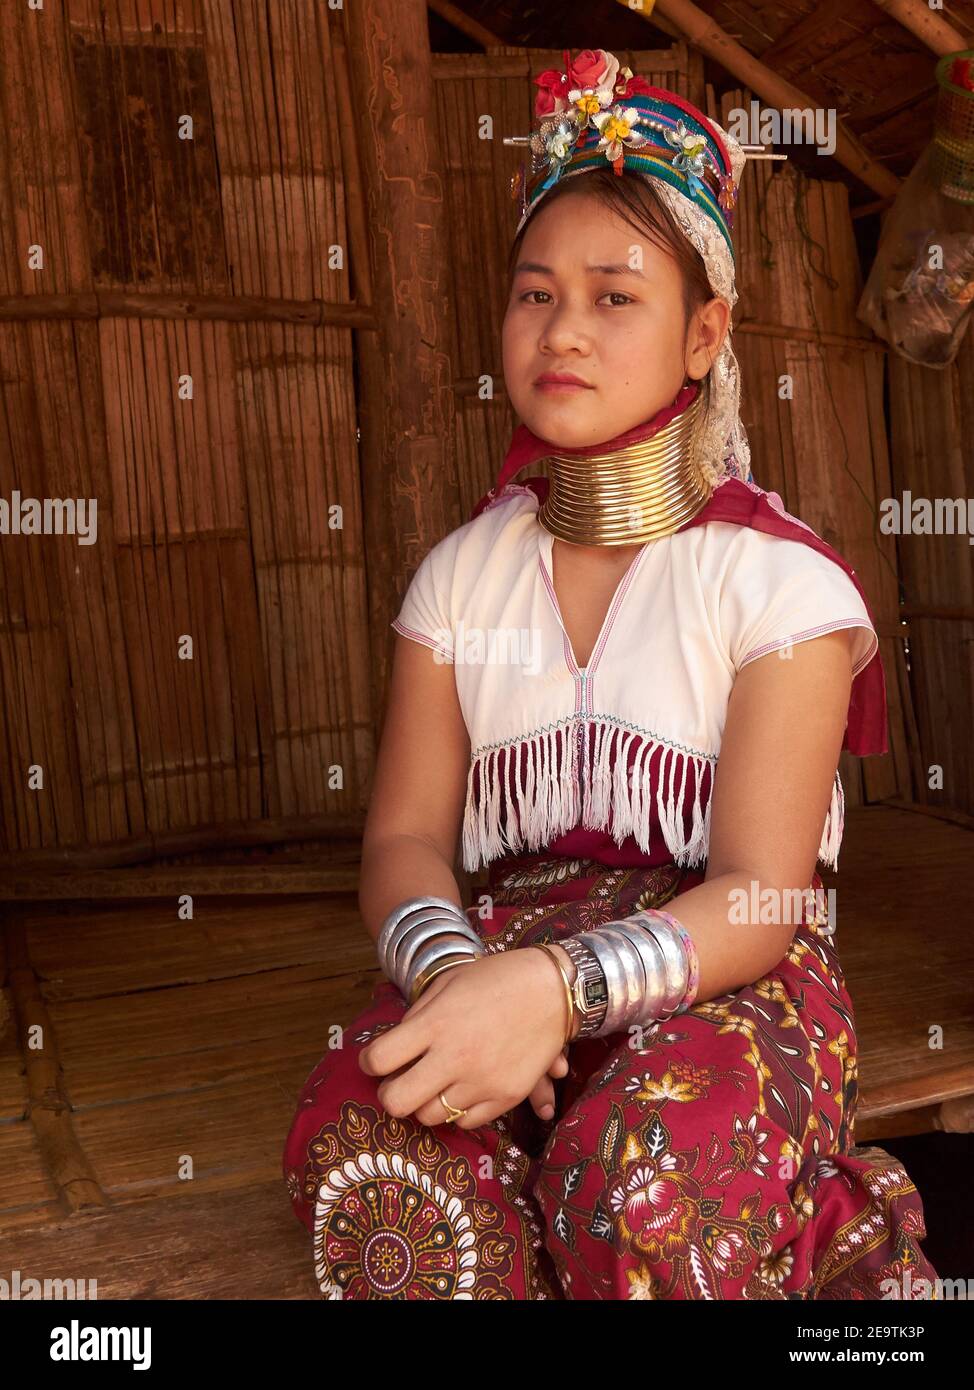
506;168;713;332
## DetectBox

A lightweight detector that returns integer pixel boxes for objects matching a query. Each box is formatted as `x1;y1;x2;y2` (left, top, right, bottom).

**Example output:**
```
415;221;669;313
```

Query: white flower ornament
665;119;712;199
591;105;649;165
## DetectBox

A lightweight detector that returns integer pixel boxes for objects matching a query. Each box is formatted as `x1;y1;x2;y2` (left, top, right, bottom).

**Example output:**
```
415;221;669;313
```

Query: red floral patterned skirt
282;853;939;1299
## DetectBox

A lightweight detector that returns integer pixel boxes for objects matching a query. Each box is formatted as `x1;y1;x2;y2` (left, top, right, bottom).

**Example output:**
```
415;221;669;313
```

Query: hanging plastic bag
857;52;974;368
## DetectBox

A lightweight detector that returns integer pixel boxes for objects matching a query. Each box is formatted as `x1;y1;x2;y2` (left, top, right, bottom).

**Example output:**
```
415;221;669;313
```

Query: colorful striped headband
506;49;741;257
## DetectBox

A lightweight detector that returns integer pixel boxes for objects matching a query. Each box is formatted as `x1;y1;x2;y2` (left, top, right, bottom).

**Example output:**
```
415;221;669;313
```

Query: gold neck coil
537;390;712;546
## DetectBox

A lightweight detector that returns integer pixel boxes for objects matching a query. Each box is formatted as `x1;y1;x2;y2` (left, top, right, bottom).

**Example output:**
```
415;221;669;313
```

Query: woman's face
502;190;727;448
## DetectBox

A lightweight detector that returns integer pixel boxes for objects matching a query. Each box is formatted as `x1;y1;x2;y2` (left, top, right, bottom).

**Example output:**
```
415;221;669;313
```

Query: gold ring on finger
439;1090;468;1124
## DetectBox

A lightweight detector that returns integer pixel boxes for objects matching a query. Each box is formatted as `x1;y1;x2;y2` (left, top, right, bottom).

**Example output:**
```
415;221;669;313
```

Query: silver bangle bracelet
384;908;470;975
599;925;647;1023
629;911;689;1017
579;917;679;1036
390;913;475;978
403;938;482;1000
377;896;469;973
398;926;484;986
608;920;669;1023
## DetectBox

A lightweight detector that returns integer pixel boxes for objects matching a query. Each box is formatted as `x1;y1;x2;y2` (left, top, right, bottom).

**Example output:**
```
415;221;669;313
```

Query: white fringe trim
461;718;846;874
819;768;845;871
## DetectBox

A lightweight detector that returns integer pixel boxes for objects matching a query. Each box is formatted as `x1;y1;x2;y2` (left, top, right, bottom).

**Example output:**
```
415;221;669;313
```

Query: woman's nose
539;304;591;355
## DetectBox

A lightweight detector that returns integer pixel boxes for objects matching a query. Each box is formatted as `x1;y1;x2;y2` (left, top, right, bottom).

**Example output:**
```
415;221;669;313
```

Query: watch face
585;979;608;1007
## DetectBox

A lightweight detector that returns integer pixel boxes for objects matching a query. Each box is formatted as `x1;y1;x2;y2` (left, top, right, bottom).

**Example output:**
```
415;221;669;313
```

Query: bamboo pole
869;0;971;56
0;291;378;328
330;16;373;307
615;0;902;200
4;914;108;1214
344;0;461;712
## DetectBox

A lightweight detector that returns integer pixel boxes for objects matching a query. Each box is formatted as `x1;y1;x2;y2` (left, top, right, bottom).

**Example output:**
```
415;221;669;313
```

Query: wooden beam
427;0;504;48
0;864;360;901
4;914;108;1215
868;0;971;56
900;604;974;622
0;813;365;872
615;0;902;200
344;0;461;716
0;291;378;328
426;0;685;49
852;195;897;218
759;0;860;69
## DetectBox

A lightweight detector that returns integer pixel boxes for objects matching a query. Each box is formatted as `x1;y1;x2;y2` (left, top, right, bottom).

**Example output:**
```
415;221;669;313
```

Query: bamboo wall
709;88;912;809
888;330;974;816
0;1;372;857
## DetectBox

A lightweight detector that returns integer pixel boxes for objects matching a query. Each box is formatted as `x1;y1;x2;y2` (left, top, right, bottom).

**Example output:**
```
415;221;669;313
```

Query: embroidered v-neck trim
536;525;650;679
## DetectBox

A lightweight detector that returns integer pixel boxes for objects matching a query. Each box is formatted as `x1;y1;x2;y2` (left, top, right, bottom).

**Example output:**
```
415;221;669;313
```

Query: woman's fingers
412;1083;489;1128
374;1044;478;1123
358;992;444;1078
547;1049;569;1079
527;1073;556;1121
361;962;481;1077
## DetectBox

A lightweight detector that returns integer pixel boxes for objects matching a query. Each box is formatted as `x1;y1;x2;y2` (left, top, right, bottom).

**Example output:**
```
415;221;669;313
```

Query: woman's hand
358;948;571;1129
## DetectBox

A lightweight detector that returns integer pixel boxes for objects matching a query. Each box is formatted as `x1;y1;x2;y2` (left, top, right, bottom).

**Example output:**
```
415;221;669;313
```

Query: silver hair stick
501;136;785;158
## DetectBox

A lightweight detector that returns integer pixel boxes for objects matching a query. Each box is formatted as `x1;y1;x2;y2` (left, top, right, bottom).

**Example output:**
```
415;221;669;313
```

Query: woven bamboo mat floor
0;804;971;1297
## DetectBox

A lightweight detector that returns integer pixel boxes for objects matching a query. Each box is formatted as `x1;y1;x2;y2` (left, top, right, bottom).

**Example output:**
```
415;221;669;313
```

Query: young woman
283;51;939;1300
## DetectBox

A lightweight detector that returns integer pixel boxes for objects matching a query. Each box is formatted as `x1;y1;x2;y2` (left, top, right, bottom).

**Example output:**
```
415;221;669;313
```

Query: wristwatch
559;936;609;1039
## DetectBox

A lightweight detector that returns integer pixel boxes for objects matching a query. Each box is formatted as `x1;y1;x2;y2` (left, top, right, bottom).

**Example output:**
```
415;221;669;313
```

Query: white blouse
391;482;878;875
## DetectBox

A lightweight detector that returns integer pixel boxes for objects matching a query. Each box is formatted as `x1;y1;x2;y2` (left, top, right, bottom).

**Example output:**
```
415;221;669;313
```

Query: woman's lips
533;377;593;394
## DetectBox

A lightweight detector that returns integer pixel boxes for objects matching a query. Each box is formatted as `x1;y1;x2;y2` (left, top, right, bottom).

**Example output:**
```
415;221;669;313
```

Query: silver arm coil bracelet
377;896;470;974
571;907;694;1037
376;895;485;998
628;909;690;1018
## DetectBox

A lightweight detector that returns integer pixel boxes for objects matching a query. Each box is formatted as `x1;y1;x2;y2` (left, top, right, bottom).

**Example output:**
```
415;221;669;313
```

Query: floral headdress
506;49;760;487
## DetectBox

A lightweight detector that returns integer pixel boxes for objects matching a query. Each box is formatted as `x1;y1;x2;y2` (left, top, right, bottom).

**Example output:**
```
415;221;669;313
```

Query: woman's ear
685;297;731;380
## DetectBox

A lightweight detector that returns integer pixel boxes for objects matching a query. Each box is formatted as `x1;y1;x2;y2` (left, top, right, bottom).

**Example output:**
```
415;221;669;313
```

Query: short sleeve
720;530;878;677
390;543;454;663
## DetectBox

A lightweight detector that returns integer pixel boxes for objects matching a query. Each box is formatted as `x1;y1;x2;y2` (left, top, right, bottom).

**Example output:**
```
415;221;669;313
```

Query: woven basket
933;50;974;202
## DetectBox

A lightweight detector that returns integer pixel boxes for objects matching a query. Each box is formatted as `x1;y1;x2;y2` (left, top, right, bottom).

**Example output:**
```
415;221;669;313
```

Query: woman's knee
283;990;406;1198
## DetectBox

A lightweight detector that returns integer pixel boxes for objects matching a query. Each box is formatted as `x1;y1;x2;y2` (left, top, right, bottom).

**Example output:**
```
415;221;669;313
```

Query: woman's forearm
358;832;465;947
359;844;799;1025
661;872;805;1002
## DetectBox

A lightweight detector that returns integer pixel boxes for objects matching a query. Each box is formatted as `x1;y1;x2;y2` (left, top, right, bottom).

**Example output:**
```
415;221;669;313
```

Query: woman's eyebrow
513;261;648;279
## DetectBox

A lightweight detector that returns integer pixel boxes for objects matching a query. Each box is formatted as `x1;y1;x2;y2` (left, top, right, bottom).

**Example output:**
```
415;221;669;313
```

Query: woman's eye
520;290;633;306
